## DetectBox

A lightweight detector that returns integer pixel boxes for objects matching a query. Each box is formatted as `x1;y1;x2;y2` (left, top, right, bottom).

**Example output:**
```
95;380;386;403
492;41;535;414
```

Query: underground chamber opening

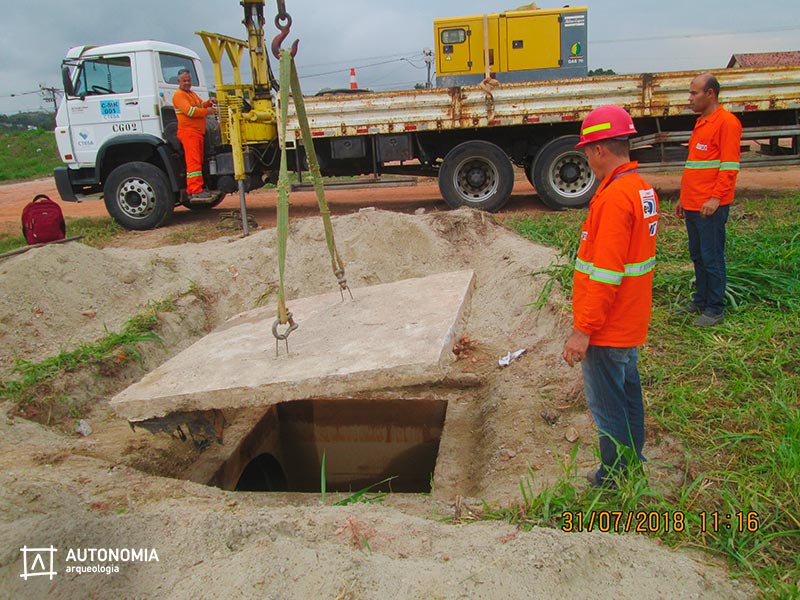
214;398;448;494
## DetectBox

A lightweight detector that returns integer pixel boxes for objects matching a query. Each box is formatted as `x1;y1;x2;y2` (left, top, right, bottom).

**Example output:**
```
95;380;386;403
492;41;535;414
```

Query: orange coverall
573;161;660;347
680;106;742;210
173;89;214;195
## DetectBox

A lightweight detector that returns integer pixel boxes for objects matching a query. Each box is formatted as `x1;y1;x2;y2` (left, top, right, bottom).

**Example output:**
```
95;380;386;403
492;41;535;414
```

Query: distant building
727;51;800;68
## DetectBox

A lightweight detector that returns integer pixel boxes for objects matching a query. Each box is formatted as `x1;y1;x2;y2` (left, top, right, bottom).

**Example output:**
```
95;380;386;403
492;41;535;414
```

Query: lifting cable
272;22;352;356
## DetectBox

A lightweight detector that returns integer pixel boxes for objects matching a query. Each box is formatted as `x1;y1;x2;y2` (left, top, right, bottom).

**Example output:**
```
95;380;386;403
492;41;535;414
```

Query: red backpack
22;194;66;245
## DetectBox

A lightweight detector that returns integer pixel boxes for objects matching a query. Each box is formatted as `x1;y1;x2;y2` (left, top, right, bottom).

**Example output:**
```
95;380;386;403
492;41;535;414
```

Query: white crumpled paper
498;348;526;367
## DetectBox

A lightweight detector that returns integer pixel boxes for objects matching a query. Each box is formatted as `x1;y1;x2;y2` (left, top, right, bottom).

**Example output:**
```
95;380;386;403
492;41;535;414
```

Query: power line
300;49;421;70
591;25;800;44
301;54;423;79
0;90;43;99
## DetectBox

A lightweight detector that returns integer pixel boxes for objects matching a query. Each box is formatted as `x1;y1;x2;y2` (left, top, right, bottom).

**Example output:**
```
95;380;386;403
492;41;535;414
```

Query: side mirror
61;66;75;97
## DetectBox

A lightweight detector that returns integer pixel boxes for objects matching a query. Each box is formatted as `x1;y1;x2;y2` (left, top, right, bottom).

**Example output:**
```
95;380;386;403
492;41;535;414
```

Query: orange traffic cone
349;67;358;89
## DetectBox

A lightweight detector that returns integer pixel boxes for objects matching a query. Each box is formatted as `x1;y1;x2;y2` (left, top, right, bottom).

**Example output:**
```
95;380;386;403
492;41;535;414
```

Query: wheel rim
452;156;499;203
116;177;157;219
546;150;595;199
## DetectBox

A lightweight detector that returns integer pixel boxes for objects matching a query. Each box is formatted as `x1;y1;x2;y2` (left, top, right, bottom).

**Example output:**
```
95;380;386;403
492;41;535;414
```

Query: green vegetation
320;449;395;507
504;194;800;599
0;216;123;255
0;129;62;181
0;111;56;131
0;297;176;411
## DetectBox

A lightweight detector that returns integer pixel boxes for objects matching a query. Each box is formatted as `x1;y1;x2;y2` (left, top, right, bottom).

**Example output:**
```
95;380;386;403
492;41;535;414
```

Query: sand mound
0;209;753;598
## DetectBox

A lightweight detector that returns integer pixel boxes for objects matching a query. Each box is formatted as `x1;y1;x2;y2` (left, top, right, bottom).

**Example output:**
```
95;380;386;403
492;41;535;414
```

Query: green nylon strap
275;49;348;327
275;50;293;325
285;50;347;286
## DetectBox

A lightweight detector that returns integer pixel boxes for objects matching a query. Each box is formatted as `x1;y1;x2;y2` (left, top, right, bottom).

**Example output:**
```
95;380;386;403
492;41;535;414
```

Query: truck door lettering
111;122;139;133
100;100;121;119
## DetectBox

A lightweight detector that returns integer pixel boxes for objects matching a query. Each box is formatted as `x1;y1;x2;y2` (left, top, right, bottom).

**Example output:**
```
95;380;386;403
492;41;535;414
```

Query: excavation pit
206;398;447;494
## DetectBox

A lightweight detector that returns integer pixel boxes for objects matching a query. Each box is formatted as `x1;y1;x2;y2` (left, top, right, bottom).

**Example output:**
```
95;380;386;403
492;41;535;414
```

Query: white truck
53;3;800;230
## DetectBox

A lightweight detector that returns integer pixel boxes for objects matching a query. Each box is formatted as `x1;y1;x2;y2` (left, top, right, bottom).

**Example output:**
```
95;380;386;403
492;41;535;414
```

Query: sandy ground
1;165;799;233
1;169;790;598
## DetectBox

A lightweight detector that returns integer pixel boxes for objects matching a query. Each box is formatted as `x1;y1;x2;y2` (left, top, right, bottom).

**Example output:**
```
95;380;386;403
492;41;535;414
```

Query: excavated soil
0;203;757;599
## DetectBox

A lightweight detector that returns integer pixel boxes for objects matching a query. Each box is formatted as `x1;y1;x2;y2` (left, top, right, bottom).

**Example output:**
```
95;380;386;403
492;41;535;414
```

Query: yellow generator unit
434;5;588;87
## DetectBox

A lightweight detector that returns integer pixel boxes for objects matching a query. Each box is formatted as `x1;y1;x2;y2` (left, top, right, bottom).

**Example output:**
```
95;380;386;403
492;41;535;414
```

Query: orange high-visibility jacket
573;161;659;347
173;89;213;134
680;106;742;211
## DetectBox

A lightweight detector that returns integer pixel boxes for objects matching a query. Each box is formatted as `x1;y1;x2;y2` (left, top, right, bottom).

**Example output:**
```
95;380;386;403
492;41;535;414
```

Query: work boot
693;311;724;327
189;189;214;202
585;468;616;490
672;301;703;315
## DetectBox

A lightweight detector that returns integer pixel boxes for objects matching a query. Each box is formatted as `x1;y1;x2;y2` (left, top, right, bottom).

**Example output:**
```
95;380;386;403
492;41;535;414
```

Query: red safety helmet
575;105;637;148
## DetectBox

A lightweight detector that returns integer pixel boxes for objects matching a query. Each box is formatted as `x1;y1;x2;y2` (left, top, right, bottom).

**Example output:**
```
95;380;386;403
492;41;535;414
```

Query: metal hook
272;13;299;59
272;313;299;356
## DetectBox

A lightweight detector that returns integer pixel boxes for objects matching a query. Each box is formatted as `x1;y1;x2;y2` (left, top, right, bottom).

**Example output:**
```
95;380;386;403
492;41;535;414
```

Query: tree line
0;112;56;131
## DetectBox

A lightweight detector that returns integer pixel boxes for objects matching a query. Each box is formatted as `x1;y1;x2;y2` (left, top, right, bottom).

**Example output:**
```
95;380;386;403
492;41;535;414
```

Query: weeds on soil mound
0;289;209;424
505;195;800;599
0;216;122;255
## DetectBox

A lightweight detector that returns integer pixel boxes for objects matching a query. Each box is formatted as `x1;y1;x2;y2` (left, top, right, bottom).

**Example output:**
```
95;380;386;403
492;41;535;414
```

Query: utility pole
423;48;434;89
39;84;62;113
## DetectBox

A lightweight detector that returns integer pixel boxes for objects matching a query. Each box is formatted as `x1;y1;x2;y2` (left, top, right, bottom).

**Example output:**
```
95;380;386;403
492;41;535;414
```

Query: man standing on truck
562;105;659;488
674;73;742;327
174;68;217;201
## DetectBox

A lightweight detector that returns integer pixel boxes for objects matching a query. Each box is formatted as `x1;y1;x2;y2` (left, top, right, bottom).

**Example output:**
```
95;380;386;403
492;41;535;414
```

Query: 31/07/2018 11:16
559;510;760;534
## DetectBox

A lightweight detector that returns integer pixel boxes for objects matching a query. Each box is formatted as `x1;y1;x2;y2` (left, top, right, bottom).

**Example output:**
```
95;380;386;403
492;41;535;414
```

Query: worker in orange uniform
562;105;659;488
674;73;742;327
174;69;217;201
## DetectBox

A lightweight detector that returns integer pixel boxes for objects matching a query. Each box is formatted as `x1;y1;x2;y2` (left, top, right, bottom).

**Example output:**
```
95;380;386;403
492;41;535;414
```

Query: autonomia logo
19;546;57;580
20;545;160;579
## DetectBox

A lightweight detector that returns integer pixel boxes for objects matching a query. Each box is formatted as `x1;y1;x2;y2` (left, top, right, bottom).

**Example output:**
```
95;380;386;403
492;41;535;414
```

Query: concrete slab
111;270;475;422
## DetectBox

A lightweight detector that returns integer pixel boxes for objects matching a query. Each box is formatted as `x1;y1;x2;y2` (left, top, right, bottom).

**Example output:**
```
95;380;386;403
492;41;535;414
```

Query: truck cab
54;41;219;229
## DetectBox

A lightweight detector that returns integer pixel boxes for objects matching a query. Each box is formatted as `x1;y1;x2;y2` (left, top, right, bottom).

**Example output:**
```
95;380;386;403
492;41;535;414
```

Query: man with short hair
173;69;217;201
562;105;659;487
675;73;742;326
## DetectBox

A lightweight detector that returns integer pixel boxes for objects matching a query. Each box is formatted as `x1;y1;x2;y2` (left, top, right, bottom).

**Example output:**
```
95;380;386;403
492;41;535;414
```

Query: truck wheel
103;162;175;230
531;136;597;210
438;140;514;212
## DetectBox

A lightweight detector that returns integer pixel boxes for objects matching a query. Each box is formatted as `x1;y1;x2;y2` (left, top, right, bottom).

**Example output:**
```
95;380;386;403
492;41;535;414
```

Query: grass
0;296;180;415
0;130;62;182
0;216;124;255
503;194;800;599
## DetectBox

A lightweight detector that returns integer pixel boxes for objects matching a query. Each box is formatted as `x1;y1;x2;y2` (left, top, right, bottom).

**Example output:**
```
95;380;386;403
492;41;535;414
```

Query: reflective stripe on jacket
573;161;659;347
680;106;742;210
173;89;211;133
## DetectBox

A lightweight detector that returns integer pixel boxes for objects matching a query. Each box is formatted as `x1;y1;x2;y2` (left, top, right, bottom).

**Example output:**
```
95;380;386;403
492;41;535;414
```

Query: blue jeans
685;205;729;315
582;346;645;484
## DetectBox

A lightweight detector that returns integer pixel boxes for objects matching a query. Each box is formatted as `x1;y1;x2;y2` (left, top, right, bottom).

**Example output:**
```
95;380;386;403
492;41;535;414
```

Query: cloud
2;0;798;114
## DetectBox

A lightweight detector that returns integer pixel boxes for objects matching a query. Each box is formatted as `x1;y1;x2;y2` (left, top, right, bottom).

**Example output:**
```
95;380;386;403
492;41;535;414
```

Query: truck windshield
74;57;133;96
160;53;199;86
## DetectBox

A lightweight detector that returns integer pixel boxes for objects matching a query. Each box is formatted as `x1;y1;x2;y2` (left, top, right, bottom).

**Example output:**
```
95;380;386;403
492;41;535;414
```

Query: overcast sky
2;0;799;114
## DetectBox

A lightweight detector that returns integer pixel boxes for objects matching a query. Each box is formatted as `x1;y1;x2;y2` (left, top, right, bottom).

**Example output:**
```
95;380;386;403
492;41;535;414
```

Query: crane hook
272;3;299;59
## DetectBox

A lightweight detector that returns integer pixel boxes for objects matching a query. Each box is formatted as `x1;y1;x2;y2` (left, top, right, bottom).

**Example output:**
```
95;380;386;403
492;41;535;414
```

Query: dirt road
2;167;798;232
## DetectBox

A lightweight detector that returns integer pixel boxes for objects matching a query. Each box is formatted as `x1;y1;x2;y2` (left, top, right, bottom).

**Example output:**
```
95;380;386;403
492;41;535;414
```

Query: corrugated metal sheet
282;66;800;143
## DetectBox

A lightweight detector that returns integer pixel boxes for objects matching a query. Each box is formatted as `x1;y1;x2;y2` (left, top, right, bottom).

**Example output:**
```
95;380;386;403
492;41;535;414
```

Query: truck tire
438;140;514;212
531;135;597;210
103;162;175;230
